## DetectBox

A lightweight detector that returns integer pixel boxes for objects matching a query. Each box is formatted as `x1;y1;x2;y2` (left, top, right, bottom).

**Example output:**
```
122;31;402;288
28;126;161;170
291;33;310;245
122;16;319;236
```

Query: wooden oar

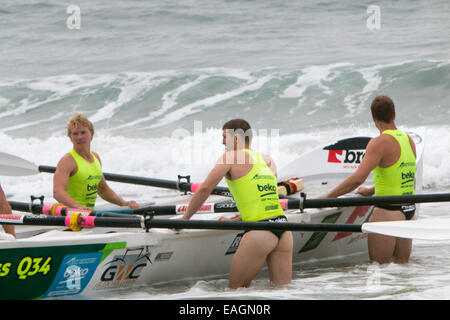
2;213;450;240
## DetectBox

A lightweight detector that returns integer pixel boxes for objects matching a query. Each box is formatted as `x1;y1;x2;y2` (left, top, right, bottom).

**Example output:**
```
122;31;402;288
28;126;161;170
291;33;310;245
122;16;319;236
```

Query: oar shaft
38;165;233;197
0;213;362;233
300;193;450;209
145;219;363;233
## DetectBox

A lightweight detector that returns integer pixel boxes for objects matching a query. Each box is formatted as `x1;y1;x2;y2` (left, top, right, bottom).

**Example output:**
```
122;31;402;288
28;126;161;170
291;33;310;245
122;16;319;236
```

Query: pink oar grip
78;216;96;228
279;199;288;211
191;182;201;192
42;205;53;216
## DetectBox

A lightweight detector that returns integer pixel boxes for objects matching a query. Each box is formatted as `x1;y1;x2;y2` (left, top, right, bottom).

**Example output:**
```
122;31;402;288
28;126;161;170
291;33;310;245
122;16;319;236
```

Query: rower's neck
377;122;397;134
235;144;251;151
74;148;93;161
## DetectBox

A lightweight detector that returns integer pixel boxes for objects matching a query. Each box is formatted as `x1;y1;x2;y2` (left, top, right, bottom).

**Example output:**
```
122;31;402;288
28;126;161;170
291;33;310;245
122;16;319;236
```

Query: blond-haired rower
53;114;138;210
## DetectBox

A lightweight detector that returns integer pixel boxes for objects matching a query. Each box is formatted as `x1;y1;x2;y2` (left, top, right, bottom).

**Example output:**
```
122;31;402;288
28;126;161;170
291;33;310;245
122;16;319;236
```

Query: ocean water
0;0;449;301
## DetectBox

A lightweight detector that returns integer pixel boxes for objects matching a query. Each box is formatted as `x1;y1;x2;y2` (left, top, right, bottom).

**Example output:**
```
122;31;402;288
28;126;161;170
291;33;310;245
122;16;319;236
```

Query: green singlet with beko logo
66;149;103;209
225;149;284;222
373;130;416;197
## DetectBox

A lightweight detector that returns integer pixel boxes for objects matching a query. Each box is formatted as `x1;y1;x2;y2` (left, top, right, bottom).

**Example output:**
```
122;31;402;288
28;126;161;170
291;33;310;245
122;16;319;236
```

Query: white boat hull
0;202;371;299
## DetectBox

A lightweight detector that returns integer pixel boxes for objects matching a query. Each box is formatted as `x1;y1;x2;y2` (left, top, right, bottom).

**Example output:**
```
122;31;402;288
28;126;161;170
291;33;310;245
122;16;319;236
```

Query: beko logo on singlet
327;150;365;164
257;184;276;192
87;183;98;193
401;171;415;183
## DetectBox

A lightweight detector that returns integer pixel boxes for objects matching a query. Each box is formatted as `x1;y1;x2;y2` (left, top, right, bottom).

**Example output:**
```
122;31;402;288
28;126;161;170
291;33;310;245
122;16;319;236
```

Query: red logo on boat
328;150;343;163
327;150;365;164
332;206;370;242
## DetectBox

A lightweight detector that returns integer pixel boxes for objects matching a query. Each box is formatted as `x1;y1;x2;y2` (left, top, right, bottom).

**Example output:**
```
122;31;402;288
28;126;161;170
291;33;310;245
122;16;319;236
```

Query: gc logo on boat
96;251;150;289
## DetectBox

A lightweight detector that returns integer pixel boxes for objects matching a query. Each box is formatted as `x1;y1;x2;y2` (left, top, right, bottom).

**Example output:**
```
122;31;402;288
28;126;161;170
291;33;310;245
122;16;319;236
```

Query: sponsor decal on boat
324;136;370;169
327;149;366;167
0;242;125;300
44;253;102;298
298;212;342;254
0;256;52;279
155;252;173;262
95;248;151;289
332;206;371;242
225;232;244;255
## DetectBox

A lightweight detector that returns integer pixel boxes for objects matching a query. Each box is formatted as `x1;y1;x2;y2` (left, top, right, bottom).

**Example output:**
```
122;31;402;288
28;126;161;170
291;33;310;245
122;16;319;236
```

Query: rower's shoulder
369;133;396;146
58;152;75;164
92;151;102;163
55;153;77;174
260;153;273;164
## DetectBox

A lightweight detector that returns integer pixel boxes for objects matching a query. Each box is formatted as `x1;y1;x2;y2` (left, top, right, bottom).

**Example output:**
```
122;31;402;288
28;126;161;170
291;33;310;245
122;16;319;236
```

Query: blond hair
67;114;94;137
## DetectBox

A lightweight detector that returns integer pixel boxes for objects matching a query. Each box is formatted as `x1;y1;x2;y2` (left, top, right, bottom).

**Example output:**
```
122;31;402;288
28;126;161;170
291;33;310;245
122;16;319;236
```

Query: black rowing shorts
244;215;288;240
375;204;416;220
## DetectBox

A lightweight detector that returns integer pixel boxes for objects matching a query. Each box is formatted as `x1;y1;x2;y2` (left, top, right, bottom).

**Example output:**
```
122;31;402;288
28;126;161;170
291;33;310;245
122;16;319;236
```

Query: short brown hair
371;95;395;123
222;118;253;145
67;114;94;136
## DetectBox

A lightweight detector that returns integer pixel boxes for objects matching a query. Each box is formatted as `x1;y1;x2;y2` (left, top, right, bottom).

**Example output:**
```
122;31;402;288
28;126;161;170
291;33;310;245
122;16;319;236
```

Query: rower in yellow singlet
65;149;103;210
53;114;138;210
182;119;293;289
226;149;284;221
323;96;417;264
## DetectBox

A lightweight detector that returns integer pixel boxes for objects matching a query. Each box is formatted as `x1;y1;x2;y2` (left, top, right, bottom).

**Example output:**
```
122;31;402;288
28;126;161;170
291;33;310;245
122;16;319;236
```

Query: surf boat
0;131;428;299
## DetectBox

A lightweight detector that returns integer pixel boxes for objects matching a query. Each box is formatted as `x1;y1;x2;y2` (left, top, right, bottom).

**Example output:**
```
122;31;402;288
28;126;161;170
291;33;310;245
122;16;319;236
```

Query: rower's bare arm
93;153;138;209
355;186;375;196
325;139;382;198
183;154;232;220
0;184;15;237
53;155;85;209
408;135;417;158
263;154;278;177
97;178;139;209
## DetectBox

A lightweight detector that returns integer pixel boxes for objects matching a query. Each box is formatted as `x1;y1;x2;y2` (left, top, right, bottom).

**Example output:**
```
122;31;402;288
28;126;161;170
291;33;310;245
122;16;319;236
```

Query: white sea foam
148;73;274;129
281;62;353;99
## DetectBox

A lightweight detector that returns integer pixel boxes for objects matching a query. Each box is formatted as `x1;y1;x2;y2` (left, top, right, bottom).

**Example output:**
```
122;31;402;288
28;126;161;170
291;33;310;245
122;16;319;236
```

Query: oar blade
0;152;39;176
362;219;450;241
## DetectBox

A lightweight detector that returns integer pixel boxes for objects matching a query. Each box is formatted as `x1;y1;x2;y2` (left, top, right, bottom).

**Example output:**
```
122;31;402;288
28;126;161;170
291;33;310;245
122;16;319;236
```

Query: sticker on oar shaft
175;203;214;214
0;214;25;224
